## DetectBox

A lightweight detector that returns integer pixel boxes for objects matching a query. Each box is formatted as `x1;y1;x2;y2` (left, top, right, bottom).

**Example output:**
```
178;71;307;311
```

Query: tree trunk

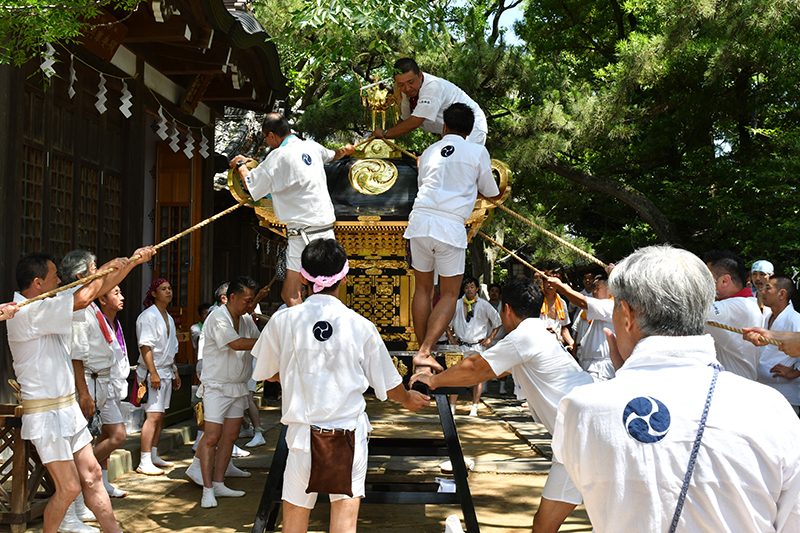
546;156;682;244
468;238;492;287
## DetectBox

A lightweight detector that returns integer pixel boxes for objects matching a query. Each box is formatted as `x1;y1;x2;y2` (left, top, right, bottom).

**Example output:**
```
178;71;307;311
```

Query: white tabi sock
213;481;245;498
201;486;218;508
137;452;164;475
151;446;174;468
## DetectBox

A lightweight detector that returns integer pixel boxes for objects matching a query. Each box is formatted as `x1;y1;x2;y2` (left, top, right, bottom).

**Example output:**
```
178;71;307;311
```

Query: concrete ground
6;384;591;533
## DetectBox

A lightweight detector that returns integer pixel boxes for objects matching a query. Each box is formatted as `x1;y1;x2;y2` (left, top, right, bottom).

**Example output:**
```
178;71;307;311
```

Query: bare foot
413;352;444;372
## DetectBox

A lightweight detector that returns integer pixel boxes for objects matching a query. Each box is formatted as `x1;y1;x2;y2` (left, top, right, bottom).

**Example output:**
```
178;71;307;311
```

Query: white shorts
144;377;173;413
86;374;110;411
542;461;582;505
283;432;368;509
203;388;247;425
409;237;465;277
32;426;93;464
101;396;124;425
286;228;336;272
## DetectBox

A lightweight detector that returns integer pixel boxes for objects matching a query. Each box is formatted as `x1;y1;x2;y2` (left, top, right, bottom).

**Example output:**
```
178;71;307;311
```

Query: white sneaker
225;460;251;478
137;453;165;476
238;425;254;438
59;503;100;533
185;457;203;486
74;493;96;522
201;487;218;509
468;404;479;417
244;432;266;448
213;481;245;498
104;483;127;498
231;444;250;458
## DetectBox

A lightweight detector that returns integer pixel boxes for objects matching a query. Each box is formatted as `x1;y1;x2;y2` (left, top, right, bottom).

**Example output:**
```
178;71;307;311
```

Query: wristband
235;160;247;169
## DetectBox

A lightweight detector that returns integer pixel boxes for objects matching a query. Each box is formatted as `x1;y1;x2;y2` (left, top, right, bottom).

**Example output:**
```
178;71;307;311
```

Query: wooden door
154;143;202;364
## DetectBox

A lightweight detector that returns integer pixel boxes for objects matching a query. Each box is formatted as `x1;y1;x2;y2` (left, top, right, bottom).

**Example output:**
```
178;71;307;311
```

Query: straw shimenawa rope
706;321;780;346
477;231;546;277
485;198;607;269
3;198;249;316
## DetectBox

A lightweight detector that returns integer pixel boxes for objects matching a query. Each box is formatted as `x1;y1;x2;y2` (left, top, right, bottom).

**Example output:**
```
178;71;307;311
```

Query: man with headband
230;113;355;307
136;278;181;475
252;239;430;532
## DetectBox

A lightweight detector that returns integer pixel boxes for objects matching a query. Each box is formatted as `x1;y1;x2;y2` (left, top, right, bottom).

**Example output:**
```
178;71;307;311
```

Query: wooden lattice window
50;155;73;260
78;167;99;251
102;173;122;259
21;145;44;255
158;205;191;308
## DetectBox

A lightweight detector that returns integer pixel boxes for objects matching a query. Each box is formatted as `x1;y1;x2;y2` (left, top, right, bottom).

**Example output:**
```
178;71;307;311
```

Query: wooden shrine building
0;0;288;403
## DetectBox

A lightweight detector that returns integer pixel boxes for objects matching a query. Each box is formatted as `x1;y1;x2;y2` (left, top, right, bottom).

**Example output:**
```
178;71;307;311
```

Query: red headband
143;278;168;309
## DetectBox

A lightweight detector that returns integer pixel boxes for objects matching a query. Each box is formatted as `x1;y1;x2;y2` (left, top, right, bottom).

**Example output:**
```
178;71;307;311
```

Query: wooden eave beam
123;16;197;43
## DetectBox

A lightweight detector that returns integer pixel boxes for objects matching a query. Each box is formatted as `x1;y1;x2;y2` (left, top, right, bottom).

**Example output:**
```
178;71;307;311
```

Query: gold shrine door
154;143;203;364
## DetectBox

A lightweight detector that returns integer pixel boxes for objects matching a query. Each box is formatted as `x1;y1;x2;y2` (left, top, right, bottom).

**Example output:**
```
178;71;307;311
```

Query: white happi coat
705;294;762;380
404;134;498;249
8;288;87;441
553;335;800;533
105;316;130;400
244;135;335;229
482;318;593;434
71;303;115;373
449;297;501;347
578;297;615;380
399;72;488;140
135;305;178;380
251;294;402;452
539;295;571;343
200;304;260;398
757;302;800;406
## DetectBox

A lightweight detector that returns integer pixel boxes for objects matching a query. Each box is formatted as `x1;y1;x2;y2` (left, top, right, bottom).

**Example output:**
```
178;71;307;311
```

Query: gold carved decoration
392;356;409;378
443;352;464;369
349;159;398;195
354;139;401;160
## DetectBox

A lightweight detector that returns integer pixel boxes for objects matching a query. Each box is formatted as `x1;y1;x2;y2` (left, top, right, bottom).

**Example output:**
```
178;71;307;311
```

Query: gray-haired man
553;245;800;532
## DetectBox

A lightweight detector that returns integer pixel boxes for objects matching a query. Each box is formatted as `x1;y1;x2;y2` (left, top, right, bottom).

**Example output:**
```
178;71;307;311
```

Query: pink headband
300;261;349;293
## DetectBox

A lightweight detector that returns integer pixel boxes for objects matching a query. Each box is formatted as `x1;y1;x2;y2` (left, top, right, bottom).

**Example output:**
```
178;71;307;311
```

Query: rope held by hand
707;321;780;347
7;198;249;314
478;231;545;277
485;198;607;269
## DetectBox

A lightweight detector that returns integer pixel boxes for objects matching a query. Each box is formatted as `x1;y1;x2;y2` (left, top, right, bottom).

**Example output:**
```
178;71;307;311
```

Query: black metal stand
252;388;480;533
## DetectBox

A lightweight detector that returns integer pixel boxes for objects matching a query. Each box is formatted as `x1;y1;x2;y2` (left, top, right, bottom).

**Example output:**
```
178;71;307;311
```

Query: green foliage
0;1;140;66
